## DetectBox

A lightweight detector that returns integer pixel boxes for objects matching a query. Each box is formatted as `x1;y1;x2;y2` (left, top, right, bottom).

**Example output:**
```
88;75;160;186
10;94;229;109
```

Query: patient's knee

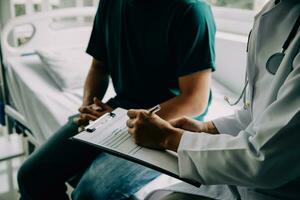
17;160;36;194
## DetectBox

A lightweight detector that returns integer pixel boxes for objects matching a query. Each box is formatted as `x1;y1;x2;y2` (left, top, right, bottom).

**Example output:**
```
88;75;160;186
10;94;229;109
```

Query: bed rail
1;7;96;60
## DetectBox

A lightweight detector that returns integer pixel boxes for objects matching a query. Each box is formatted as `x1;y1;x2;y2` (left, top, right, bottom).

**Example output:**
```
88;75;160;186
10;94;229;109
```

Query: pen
148;104;161;115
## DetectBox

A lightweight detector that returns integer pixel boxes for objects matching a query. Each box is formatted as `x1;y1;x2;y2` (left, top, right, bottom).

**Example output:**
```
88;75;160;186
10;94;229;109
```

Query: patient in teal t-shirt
17;0;216;199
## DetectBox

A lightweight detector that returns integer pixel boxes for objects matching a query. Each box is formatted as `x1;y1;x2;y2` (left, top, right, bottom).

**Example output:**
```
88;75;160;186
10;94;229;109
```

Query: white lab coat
159;1;300;199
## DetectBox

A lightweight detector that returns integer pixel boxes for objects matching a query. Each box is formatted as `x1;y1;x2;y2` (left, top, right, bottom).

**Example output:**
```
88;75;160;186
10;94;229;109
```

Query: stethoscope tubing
226;14;300;108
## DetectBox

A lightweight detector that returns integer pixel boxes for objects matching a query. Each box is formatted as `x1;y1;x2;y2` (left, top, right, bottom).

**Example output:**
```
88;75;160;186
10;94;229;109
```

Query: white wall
214;32;248;95
212;7;253;95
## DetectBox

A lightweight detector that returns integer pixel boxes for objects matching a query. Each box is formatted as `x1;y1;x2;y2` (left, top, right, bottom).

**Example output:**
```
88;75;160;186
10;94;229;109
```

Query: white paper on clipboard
72;108;200;187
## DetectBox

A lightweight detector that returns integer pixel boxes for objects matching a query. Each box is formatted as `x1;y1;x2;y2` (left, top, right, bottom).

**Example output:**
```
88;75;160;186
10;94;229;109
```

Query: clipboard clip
86;112;116;133
109;112;116;118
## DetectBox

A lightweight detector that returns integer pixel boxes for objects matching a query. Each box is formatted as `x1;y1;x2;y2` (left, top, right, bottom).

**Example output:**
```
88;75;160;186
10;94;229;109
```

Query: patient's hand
75;97;112;126
170;117;219;134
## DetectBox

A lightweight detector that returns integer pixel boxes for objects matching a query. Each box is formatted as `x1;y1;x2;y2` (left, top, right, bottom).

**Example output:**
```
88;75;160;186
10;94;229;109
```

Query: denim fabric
18;118;101;200
72;153;160;200
18;114;160;200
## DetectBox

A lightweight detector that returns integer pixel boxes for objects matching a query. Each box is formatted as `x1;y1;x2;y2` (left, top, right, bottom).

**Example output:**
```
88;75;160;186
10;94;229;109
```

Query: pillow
36;46;91;90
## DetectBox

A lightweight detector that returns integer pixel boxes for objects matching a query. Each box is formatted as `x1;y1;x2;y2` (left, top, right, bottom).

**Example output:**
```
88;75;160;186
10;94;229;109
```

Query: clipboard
72;108;201;187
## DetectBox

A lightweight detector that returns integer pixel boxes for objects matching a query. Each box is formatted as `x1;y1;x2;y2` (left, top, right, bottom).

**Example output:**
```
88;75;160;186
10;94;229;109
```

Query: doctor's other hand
170;117;219;135
127;109;183;152
75;97;113;126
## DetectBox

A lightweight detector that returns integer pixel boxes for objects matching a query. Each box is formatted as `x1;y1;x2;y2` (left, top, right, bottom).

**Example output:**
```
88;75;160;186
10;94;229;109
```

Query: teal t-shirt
87;0;216;118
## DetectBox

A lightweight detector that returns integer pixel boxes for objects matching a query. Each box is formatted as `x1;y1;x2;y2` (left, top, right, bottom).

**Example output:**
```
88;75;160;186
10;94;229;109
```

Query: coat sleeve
212;108;252;136
177;52;300;189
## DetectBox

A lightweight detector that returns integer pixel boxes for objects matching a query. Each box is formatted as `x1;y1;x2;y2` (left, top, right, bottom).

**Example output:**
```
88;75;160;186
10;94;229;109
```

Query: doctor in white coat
126;0;300;199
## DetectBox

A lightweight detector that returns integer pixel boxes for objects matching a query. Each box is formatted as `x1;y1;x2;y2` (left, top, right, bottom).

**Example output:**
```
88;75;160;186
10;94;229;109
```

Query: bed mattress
5;55;114;143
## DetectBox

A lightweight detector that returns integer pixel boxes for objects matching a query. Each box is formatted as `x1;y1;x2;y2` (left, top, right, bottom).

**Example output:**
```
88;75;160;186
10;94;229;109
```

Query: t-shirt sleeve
171;2;216;77
86;1;106;62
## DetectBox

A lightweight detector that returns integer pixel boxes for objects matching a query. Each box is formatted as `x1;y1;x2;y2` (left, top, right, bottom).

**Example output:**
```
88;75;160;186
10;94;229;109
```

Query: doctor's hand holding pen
127;108;219;152
75;97;113;127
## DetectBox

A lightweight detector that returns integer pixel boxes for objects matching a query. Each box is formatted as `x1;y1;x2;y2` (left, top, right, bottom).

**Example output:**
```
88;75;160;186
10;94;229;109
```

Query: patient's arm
82;58;109;106
75;58;110;126
156;69;212;121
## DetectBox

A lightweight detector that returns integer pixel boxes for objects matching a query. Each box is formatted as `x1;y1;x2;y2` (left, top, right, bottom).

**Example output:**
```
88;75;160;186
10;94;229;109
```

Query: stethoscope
225;14;300;108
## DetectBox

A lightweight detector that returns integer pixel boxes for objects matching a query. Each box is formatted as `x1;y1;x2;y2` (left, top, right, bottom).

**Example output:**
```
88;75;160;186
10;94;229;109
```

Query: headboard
1;7;96;60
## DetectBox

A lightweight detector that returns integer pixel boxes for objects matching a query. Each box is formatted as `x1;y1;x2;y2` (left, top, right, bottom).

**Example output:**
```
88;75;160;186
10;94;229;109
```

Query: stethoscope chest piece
266;14;300;75
266;52;285;75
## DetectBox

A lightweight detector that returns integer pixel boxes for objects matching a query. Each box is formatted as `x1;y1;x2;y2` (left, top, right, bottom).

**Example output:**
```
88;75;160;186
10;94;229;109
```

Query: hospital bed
0;7;246;199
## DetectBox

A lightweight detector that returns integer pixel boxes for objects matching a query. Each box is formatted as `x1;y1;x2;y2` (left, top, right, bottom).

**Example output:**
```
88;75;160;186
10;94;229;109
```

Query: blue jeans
18;115;160;200
72;153;160;200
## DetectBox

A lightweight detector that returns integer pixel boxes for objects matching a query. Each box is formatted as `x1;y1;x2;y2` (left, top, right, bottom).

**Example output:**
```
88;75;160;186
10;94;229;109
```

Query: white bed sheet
5;55;82;143
5;55;114;144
